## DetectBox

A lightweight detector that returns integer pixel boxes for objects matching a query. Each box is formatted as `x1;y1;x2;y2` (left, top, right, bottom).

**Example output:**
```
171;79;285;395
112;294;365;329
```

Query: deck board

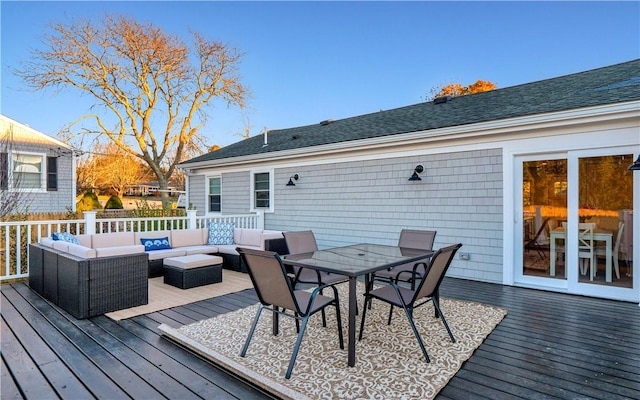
2;276;639;399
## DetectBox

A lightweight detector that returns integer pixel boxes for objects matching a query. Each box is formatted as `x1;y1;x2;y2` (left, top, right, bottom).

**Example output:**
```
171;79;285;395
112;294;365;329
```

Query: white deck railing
0;210;263;282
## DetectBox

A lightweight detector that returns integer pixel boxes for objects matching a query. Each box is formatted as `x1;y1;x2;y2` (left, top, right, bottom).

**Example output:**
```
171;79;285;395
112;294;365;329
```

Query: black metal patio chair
359;243;462;363
373;229;437;288
237;247;344;379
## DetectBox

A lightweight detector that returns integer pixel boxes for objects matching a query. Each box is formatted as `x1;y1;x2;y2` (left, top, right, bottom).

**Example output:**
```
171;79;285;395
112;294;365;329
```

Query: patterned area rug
159;282;507;400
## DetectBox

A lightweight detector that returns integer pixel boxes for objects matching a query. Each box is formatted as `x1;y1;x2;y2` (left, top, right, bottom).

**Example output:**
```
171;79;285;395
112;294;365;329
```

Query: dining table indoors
549;226;614;282
283;243;434;367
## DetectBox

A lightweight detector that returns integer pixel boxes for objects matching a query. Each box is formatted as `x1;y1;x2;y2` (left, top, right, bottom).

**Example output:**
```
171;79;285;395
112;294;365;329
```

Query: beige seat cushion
164;254;223;269
171;229;208;248
91;232;136;248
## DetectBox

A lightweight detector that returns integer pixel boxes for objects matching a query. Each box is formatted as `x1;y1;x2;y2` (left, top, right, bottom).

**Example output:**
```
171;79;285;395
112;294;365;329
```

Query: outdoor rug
106;270;253;320
159;282;507;400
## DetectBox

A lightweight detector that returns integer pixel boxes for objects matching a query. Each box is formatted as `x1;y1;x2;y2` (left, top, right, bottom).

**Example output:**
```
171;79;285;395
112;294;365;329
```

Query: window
12;153;44;190
0;153;7;190
208;177;221;212
47;157;58;191
254;172;270;209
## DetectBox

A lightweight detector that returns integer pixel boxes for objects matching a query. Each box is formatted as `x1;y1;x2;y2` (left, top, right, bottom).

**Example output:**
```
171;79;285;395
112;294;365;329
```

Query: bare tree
234;114;253;140
93;142;146;197
75;151;98;195
17;14;249;208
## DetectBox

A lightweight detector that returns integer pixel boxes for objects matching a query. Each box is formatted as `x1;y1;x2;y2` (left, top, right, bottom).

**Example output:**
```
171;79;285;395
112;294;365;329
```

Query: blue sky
1;1;639;148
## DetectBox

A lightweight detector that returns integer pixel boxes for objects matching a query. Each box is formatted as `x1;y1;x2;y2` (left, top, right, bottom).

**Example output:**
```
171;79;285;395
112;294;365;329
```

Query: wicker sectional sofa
36;228;286;276
29;243;149;319
29;227;286;318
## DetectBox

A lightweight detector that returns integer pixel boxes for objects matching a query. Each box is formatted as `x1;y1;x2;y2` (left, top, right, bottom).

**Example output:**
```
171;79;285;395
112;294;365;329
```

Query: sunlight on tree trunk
18;14;249;209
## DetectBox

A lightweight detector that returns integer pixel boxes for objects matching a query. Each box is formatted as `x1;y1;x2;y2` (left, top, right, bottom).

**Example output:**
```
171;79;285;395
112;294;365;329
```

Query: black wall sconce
408;165;424;181
286;174;299;186
628;155;640;171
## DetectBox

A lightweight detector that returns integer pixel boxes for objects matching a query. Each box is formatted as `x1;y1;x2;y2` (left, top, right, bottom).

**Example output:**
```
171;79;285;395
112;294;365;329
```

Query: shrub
104;195;124;210
76;192;101;212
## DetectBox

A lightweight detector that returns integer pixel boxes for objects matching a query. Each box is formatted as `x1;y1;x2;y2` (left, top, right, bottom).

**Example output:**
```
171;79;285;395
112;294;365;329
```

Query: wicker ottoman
163;254;223;289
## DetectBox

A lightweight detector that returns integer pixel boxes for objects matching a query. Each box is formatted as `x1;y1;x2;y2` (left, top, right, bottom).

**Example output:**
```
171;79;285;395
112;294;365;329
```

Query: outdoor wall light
286;174;299;186
408;165;424;181
628;155;640;171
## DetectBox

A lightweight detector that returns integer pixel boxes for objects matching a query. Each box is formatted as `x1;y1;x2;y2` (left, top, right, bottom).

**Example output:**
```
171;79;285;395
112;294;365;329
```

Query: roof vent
319;119;333;126
291;134;299;140
433;96;450;104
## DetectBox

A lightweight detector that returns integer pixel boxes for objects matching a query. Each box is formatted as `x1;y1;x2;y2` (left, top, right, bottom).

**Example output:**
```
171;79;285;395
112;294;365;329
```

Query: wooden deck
2;276;639;399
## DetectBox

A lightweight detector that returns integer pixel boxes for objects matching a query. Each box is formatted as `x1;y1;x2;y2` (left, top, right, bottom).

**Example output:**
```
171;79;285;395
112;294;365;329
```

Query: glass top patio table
283;243;434;367
283;243;434;276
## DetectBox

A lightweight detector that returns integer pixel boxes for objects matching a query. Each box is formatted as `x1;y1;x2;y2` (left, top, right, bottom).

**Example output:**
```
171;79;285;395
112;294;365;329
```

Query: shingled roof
182;59;640;165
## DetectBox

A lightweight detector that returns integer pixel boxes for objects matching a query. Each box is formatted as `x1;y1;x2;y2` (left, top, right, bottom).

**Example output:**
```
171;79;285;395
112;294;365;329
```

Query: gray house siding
266;148;503;283
221;171;250;214
11;141;74;213
1;115;75;214
187;175;206;213
189;171;251;215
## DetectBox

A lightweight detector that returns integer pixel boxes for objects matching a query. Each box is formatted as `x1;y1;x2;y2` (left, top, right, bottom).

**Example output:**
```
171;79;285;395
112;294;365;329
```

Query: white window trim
250;168;274;213
205;175;222;215
9;151;47;193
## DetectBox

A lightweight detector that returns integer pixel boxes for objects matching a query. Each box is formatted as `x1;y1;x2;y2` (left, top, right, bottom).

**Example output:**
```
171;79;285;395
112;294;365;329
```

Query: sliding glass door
518;149;635;299
522;157;567;280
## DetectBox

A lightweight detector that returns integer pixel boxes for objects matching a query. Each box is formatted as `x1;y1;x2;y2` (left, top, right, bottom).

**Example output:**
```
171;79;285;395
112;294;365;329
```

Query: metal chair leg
241;305;264;357
286;315;310;379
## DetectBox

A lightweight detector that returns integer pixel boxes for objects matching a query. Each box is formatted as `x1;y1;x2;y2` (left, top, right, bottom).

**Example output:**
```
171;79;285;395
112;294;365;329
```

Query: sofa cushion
181;245;219;256
171;228;207;248
207;222;235;245
40;238;55;248
92;232;136;248
76;234;92;248
52;241;70;252
239;229;263;247
94;245;145;258
134;230;172;246
66;243;97;258
146;248;186;261
263;230;285;241
140;237;172;251
53;232;80;245
217;244;262;255
233;228;243;244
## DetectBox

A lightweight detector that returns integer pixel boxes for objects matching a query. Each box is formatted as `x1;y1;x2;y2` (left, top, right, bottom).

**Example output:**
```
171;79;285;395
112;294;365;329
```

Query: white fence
0;210;263;282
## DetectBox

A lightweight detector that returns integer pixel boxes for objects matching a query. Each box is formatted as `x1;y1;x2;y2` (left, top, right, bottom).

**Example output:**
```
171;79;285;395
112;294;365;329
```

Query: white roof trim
0;114;73;149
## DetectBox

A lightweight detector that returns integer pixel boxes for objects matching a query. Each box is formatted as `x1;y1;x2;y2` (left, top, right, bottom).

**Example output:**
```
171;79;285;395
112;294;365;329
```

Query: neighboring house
125;182;184;197
179;59;640;303
0;114;76;213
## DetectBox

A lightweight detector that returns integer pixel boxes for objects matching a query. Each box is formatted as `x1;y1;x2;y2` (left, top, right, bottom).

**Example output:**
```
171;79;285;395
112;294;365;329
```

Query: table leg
273;306;279;335
606;237;612;283
550;235;557;277
348;276;357;367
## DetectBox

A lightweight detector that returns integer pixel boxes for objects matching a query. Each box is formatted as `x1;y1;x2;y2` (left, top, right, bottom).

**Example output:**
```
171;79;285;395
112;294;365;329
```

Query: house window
0;153;7;190
12;153;45;190
47;157;58;191
254;172;270;209
208;177;221;212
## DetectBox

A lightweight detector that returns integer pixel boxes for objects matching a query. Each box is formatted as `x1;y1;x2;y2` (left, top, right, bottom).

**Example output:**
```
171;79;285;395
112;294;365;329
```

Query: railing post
255;210;264;230
84;211;97;235
187;209;197;229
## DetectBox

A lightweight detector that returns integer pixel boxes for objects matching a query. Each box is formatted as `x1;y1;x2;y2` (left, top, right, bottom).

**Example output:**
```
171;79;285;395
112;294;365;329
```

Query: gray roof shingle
183;59;640;165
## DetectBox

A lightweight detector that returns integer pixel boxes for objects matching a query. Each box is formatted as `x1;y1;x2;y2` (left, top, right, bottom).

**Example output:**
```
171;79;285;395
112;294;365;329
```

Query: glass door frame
512;146;638;302
514;152;568;290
